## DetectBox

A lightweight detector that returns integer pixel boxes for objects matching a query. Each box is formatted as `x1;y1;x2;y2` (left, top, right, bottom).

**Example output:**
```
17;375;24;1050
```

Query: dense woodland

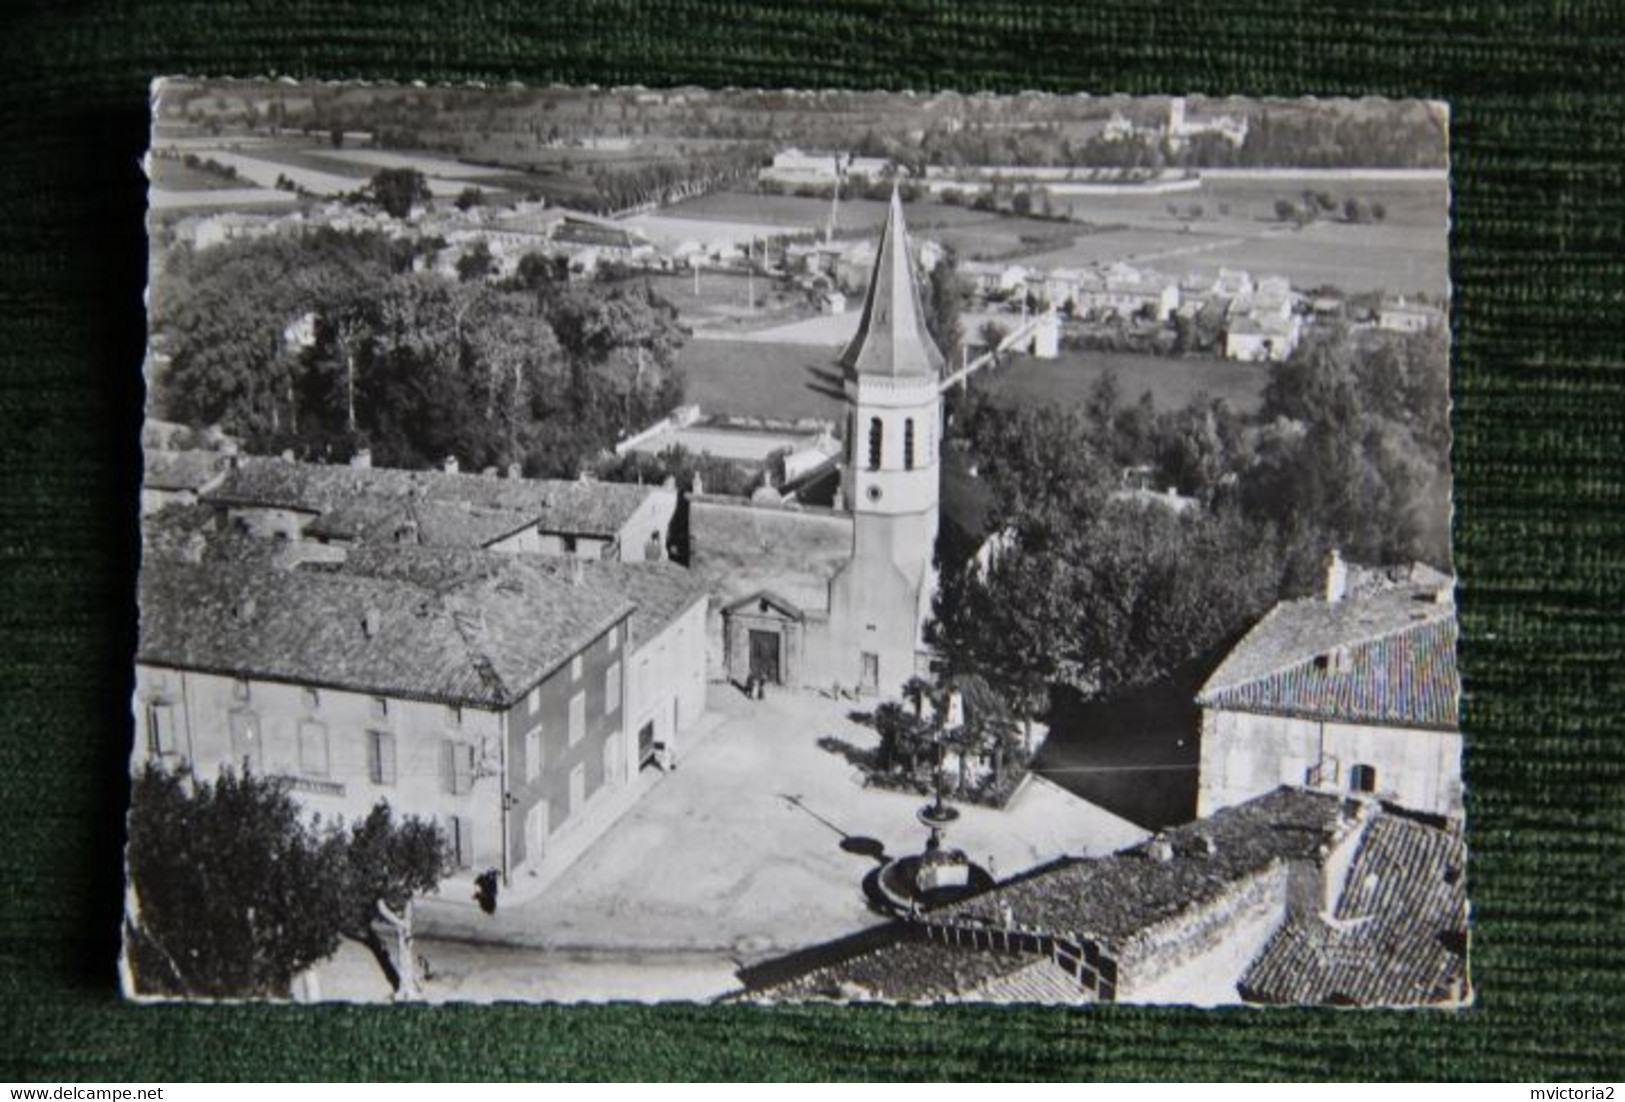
153;228;688;476
931;320;1451;716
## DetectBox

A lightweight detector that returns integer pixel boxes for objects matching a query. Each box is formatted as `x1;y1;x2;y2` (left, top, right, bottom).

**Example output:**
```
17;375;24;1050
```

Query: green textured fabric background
2;0;1622;1082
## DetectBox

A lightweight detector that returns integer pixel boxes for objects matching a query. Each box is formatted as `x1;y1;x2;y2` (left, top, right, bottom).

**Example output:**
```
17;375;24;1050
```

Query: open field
666;181;1448;295
148;158;245;192
152;138;535;200
149;187;298;211
677;335;1269;424
676;338;848;420
317;147;514;178
646;271;812;331
973;348;1271;414
665;190;994;232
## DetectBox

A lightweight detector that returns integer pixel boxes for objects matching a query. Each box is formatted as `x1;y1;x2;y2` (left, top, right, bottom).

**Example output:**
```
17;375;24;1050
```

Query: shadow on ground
1035;650;1226;831
817;733;879;771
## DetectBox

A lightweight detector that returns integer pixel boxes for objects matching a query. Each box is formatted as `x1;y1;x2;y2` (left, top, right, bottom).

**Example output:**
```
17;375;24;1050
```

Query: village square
127;84;1464;1007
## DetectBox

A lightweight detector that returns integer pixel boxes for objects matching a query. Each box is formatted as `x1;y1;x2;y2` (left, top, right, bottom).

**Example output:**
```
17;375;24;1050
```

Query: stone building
1195;554;1462;820
203;455;677;563
688;190;944;697
134;541;708;894
734;787;1469;1007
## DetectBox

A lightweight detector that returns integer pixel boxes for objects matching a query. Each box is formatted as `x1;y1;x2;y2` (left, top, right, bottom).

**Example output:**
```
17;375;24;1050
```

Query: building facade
1195;555;1462;820
132;552;696;893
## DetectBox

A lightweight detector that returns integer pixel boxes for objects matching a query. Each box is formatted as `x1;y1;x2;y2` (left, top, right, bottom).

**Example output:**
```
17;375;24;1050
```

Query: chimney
280;449;296;462
350;447;372;470
506;462;523;480
442;455;460;475
1146;836;1174;864
236;596;257;621
1324;548;1348;604
691;472;704;497
1193;833;1217;858
363;608;382;638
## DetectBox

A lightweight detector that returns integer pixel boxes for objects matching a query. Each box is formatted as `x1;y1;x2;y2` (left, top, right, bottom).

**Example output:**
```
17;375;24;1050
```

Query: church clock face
866;484;883;502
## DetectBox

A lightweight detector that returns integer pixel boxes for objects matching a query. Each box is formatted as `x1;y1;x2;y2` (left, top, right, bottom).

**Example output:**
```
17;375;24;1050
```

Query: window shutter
147;703;176;757
369;730;397;786
446;740;474;795
449;815;473;869
605;661;622;716
298;720;329;776
229;711;259;769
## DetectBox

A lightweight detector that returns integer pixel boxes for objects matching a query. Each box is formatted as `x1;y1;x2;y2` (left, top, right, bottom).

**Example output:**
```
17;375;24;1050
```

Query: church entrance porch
749;630;782;686
721;591;807;690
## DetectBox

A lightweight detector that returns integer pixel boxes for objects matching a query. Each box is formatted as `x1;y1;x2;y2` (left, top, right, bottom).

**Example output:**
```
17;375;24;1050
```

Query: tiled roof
931;788;1355;946
1197;583;1459;730
335;545;708;654
1241;814;1469;1006
144;449;228;493
207;457;661;539
739;925;1055;1003
138;556;632;707
687;497;854;616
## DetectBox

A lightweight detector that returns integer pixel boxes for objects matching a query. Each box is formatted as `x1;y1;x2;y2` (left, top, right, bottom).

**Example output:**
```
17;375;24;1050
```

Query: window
604;661;622;716
602;732;621;787
525;801;548;861
525;726;543;783
302;687;320;711
527;686;541;715
568;691;586;746
145;702;177;759
867;416;883;471
571;654;583;682
607;624;619;653
368;730;397;786
445;704;463;728
568;763;586;814
232;679;251;704
904;418;916;470
1350;764;1378;794
228;710;260;770
369;696;389;721
448;815;473;870
562;535;578;555
444;740;476;795
297;720;329;777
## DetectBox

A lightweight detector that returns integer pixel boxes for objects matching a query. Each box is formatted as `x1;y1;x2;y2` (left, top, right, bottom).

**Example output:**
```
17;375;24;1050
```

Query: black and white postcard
128;82;1462;1006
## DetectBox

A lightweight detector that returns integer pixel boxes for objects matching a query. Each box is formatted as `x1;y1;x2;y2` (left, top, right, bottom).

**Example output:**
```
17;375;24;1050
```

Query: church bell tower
827;188;945;688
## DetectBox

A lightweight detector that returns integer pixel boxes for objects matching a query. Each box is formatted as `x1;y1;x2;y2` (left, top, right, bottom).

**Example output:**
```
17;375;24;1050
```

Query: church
687;190;945;697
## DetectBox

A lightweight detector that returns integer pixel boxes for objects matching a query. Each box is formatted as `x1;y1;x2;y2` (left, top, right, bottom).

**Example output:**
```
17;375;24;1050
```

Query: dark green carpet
2;0;1621;1082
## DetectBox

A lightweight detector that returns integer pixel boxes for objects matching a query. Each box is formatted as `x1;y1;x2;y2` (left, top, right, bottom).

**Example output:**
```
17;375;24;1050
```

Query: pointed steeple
838;188;946;379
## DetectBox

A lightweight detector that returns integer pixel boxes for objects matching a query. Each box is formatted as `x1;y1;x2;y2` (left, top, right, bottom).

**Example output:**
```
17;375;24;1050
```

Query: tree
923;249;966;366
124;764;348;999
340;804;447;1000
456;240;495;283
124;762;450;1001
454;185;485;212
367;168;431;219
